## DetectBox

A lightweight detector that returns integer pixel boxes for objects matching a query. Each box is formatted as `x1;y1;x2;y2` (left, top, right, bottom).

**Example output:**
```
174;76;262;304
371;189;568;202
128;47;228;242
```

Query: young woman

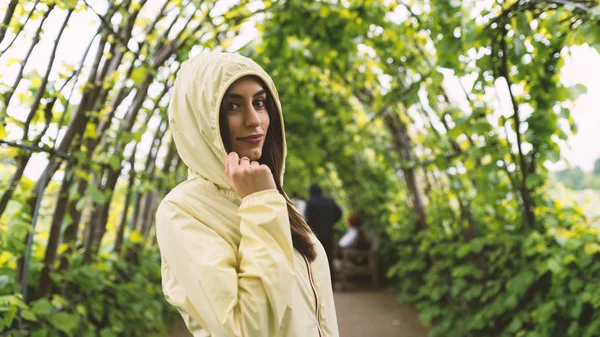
156;52;339;337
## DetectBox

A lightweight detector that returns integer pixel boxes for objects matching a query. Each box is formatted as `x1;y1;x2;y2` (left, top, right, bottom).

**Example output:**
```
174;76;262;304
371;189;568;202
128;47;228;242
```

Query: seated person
337;215;370;264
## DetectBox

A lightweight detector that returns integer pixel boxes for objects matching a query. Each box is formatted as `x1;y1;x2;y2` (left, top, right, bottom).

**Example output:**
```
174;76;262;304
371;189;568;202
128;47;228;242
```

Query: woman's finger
239;156;251;168
250;161;260;168
227;152;239;173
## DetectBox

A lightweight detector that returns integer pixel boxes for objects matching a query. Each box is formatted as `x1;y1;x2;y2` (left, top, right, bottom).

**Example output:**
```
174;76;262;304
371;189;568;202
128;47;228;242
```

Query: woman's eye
253;99;266;108
227;102;240;111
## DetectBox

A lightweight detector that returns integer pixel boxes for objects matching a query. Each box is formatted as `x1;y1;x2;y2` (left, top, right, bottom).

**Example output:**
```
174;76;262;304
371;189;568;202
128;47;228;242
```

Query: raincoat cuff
240;189;282;205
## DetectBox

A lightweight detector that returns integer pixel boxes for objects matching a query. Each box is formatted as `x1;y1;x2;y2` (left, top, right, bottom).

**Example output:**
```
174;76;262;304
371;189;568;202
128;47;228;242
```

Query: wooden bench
334;231;380;291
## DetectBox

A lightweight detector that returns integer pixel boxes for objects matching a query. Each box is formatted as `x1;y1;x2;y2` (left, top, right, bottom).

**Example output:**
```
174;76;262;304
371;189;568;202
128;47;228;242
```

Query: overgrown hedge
387;198;600;337
0;239;178;337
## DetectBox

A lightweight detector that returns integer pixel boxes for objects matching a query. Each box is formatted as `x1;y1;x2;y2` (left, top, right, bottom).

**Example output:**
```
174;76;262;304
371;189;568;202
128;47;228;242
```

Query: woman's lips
237;135;263;144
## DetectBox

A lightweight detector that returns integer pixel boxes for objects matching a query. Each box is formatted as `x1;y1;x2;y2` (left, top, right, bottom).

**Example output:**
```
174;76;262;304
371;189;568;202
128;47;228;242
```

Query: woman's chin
248;150;263;161
237;148;262;161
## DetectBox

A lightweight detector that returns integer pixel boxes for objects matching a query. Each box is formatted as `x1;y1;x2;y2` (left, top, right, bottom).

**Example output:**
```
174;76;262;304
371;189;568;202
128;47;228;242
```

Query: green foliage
251;1;600;336
553;167;600;190
387;201;600;337
0;235;178;336
593;158;600;176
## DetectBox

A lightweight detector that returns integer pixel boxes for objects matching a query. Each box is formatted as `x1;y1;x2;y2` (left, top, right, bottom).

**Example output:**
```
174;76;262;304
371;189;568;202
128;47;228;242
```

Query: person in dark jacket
305;184;342;286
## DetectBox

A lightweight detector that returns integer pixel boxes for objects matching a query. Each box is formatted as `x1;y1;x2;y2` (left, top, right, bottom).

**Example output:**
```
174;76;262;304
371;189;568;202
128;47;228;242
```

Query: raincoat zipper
304;255;324;337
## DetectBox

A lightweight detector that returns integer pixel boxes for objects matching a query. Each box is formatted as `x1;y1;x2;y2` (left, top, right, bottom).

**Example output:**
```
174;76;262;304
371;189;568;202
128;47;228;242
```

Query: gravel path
334;290;427;337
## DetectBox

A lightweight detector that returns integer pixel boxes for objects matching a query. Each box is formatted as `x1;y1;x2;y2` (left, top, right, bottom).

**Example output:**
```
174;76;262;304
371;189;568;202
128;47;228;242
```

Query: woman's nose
244;106;260;128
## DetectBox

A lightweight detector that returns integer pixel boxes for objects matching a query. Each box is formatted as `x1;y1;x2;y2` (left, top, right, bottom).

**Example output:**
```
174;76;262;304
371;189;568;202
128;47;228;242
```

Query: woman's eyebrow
227;89;265;99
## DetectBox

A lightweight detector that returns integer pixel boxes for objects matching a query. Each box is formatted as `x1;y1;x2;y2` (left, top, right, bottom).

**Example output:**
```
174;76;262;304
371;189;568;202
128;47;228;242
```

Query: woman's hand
225;152;277;199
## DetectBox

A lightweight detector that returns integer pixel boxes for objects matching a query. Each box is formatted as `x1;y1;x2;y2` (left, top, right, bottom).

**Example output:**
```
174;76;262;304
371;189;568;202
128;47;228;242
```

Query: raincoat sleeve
156;189;295;337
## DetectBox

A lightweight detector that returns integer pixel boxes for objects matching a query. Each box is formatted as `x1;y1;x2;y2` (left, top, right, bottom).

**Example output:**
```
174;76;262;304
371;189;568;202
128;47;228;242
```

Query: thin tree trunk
130;190;142;231
13;10;73;285
114;146;137;253
83;169;119;263
83;77;168;262
0;0;19;45
423;112;479;239
55;169;87;294
35;165;75;299
140;191;158;239
82;74;156;263
498;32;535;229
132;120;166;232
383;110;428;230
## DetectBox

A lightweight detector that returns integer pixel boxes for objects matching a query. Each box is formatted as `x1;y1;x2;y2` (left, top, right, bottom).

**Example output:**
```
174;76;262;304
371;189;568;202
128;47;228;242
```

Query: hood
309;184;322;197
168;52;286;189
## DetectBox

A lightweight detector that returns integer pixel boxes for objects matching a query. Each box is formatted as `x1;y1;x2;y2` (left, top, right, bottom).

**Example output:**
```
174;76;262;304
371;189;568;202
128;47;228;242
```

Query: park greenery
552;157;600;190
1;0;599;336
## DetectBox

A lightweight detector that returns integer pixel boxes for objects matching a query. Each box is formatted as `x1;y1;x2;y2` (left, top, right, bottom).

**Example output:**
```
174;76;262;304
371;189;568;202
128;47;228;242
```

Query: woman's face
222;77;271;161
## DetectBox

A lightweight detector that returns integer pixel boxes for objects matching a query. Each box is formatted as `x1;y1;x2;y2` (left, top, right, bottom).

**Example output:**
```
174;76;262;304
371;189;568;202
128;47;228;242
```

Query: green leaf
508;316;522;332
130;67;148;86
0;275;9;289
31;328;48;337
86;185;107;204
21;310;37;322
513;36;525;58
62;0;78;8
120;131;134;143
132;130;143;142
547;258;562;273
76;197;87;211
31;299;53;316
525;173;544;189
99;328;117;337
569;278;583;292
517;14;532;36
471;239;484;253
9;217;30;241
570;83;588;101
584;243;600;256
590;5;600;19
108;155;121;171
6;58;21;66
84;123;98;140
48;312;78;337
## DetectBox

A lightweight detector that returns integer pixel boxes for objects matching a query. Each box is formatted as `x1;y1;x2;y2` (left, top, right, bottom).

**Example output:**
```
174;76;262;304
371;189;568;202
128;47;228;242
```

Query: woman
338;215;370;250
156;52;339;337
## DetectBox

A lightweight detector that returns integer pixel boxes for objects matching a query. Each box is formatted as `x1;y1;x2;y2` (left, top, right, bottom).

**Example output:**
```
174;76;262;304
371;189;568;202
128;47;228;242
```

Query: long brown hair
219;76;317;261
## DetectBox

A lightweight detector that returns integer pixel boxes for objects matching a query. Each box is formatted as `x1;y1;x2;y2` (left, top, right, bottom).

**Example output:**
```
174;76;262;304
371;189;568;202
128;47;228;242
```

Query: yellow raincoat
155;52;339;337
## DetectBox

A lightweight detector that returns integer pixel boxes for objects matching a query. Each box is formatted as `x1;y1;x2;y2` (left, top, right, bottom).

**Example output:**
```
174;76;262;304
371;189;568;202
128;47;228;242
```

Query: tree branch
3;4;54;108
23;9;73;139
0;139;70;159
0;0;18;45
0;0;41;56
